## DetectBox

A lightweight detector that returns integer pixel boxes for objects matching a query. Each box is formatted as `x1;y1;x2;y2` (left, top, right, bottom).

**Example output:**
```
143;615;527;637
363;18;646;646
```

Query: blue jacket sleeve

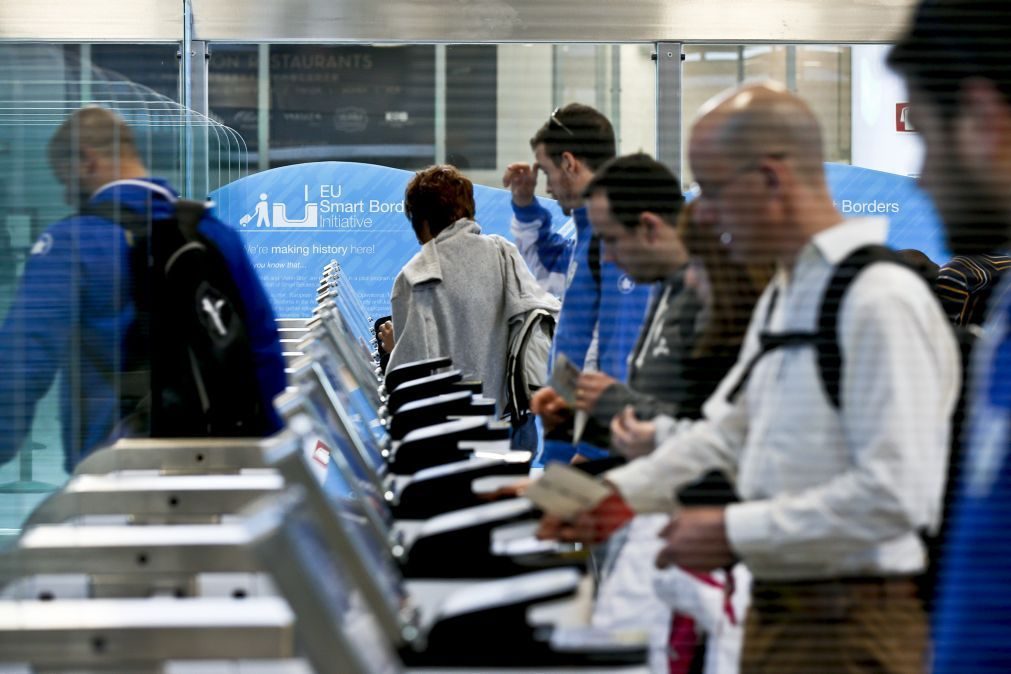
0;227;73;465
511;201;574;276
199;220;287;433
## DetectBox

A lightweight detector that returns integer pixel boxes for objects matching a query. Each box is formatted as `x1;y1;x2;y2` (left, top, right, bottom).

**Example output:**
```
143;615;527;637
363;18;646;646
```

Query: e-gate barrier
0;262;650;673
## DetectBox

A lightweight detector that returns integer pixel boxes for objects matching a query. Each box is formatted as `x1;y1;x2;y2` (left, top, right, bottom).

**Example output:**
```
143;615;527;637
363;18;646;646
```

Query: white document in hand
548;353;581;407
524;462;612;519
572;409;589;445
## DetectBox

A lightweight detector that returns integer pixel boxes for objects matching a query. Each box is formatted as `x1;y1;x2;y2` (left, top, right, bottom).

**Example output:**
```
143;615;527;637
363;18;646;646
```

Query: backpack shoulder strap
816;244;907;409
80;201;152;243
174;199;209;240
727;244;918;408
84;199;207;233
588;232;602;288
505;308;554;423
75;201;158;408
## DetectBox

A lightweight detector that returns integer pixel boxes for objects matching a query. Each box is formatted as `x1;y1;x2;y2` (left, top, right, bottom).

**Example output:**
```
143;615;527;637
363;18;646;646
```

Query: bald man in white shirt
540;82;960;674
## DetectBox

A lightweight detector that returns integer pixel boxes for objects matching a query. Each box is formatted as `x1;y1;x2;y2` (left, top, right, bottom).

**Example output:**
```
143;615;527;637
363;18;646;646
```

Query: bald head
688;83;843;266
48;106;147;206
692;82;826;187
48;106;140;169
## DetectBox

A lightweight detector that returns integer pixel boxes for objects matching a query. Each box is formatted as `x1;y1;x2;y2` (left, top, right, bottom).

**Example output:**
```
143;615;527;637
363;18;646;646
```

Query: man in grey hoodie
386;165;560;416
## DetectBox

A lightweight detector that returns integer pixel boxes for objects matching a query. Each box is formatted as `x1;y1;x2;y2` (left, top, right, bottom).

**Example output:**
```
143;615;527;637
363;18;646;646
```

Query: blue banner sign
825;163;949;263
210;161;568;319
211;161;948;320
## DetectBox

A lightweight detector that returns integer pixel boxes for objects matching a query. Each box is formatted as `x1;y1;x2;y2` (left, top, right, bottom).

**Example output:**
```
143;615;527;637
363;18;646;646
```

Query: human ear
639;212;664;242
560;151;578;175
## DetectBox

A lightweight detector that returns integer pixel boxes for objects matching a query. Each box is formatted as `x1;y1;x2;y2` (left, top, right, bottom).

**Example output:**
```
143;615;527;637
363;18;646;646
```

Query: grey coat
388;218;560;411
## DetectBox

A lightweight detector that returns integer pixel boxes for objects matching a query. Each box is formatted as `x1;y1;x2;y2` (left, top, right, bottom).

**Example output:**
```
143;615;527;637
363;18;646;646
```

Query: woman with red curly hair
385;165;559;418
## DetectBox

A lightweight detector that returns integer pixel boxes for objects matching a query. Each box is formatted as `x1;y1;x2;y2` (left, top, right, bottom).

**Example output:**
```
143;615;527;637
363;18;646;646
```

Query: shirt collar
90;178;178;204
432;217;480;243
777;217;889;287
807;217;889;266
402;218;479;285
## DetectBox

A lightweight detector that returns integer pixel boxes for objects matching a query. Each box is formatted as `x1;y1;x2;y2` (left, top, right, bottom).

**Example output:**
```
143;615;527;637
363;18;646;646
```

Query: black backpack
504;308;556;427
728;244;973;603
83;199;272;438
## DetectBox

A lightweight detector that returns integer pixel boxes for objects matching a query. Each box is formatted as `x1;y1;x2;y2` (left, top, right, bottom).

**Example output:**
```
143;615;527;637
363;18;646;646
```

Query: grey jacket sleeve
386;272;426;372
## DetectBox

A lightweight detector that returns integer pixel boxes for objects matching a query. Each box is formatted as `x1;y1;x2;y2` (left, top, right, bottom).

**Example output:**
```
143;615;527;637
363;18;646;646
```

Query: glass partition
682;44;853;184
206;42;656;192
203;41;657;321
0;42;189;536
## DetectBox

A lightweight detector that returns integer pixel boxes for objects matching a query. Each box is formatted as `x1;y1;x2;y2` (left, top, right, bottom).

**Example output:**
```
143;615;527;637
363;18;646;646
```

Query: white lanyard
634;282;674;372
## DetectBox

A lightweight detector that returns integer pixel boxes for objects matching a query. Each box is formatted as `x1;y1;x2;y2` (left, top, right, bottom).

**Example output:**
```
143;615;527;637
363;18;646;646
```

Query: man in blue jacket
0;106;286;473
889;2;1011;671
502;104;652;464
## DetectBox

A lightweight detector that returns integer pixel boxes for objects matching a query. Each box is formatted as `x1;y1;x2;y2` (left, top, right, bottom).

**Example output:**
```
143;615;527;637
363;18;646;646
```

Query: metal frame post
434;44;446;165
257;43;271;172
180;0;210;198
656;42;683;190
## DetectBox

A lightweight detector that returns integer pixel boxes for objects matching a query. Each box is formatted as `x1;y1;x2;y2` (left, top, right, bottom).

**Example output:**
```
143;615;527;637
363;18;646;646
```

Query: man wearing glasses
502;104;652;465
540;82;959;673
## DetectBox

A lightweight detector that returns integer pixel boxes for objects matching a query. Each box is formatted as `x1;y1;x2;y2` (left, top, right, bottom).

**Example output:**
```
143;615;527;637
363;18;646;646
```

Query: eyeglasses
691;153;788;201
549;107;575;136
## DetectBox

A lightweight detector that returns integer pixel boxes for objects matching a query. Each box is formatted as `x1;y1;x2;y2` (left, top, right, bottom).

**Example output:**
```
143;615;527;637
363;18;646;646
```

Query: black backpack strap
80;199;208;306
815;244;905;409
727;245;916;407
77;202;163;423
506;308;553;426
588;232;602;288
726;287;781;402
80;201;153;245
726;329;816;402
79;200;158;321
174;199;209;240
84;198;207;236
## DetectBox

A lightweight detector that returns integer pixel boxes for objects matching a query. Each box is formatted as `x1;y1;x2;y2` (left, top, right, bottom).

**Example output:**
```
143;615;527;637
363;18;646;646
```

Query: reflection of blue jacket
512;201;652;464
0;178;286;472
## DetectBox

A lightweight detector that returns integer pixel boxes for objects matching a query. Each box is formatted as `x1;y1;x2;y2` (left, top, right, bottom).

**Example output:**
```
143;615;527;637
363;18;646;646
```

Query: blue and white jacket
0;178;286;472
510;201;576;299
511;199;653;463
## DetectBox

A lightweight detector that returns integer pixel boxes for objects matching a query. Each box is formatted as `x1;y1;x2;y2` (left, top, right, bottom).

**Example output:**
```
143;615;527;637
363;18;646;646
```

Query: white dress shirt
606;217;960;581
